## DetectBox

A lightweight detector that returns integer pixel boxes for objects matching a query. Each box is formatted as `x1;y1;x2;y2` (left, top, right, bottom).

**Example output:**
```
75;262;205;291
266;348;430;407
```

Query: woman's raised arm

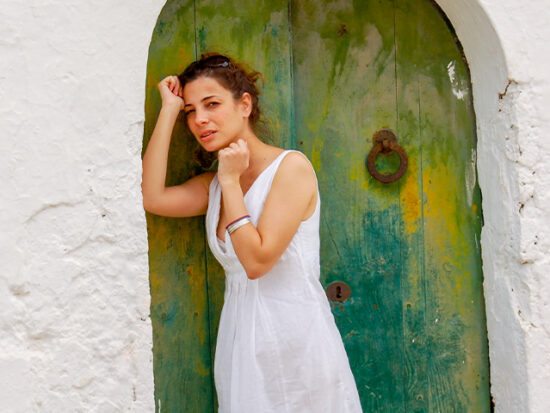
218;142;318;279
141;76;213;217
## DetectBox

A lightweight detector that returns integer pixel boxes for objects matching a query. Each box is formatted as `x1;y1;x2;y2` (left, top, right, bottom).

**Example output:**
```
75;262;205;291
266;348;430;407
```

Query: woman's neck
234;131;280;180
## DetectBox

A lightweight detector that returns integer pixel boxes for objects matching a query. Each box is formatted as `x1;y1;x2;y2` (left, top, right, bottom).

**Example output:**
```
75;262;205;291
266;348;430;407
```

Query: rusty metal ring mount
366;128;408;183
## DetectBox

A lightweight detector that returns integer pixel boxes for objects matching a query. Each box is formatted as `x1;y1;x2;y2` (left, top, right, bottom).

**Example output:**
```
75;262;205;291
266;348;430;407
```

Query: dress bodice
205;150;321;280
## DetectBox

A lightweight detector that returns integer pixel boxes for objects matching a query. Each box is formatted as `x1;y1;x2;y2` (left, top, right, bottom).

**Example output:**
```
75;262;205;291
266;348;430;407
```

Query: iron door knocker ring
366;128;408;183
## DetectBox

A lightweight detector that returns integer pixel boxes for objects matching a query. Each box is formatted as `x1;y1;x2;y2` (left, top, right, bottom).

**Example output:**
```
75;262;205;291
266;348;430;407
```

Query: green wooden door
144;0;490;411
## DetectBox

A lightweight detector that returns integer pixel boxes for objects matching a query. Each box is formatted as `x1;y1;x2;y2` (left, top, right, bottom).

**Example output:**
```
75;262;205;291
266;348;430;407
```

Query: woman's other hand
158;75;184;111
221;151;318;279
142;75;214;218
218;139;250;186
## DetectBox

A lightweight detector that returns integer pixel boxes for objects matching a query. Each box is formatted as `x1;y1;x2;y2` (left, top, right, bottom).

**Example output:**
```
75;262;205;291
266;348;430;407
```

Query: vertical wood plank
195;0;293;148
144;1;215;411
414;1;490;411
291;0;405;410
394;0;429;410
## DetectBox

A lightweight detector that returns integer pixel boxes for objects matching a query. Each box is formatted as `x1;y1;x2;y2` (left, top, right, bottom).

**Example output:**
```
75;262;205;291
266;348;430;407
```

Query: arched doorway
143;0;490;410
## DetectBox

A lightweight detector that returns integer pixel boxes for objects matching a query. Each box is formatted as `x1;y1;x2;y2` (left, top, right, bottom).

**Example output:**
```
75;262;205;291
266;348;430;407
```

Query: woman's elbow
141;185;154;212
244;259;276;280
142;195;162;215
245;268;265;280
142;197;155;213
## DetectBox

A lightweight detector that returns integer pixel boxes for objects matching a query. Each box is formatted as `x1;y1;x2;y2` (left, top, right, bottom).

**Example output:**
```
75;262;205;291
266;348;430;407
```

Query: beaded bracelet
226;215;252;235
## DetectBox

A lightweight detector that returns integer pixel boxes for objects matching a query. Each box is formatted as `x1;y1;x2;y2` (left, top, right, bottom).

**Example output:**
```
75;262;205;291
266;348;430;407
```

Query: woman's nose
194;109;208;125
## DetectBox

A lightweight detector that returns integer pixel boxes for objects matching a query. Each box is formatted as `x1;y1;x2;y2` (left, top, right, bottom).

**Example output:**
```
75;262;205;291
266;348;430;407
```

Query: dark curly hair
178;53;264;129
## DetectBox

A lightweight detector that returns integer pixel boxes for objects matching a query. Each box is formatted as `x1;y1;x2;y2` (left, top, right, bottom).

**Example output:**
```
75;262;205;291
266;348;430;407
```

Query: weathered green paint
144;0;490;411
144;2;215;411
291;2;406;411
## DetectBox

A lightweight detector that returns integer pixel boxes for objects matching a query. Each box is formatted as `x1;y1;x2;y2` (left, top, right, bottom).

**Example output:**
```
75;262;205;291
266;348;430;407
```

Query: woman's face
183;76;251;152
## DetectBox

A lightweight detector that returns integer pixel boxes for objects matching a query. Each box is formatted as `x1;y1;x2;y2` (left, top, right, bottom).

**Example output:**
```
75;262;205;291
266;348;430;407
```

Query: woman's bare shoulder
280;151;316;177
273;150;317;191
262;150;317;222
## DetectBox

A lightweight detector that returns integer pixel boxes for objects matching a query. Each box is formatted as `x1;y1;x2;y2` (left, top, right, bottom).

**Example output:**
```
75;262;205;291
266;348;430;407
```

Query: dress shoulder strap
259;149;318;196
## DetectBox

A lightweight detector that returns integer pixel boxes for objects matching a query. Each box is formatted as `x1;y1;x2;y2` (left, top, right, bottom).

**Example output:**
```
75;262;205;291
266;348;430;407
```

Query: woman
142;53;362;413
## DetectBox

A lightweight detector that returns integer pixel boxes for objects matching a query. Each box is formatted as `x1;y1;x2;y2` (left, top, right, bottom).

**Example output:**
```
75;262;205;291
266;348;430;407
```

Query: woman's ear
240;92;253;118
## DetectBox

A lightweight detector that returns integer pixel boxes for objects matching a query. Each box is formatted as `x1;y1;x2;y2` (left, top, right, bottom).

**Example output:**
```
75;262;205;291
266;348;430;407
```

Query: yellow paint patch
349;161;366;185
400;173;421;234
422;165;459;249
186;264;208;345
422;164;477;320
194;360;211;377
310;138;324;170
149;271;165;293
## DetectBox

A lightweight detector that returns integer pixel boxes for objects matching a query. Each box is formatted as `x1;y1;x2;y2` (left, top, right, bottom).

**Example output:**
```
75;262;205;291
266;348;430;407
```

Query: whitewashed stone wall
0;1;163;411
438;1;550;412
0;0;548;412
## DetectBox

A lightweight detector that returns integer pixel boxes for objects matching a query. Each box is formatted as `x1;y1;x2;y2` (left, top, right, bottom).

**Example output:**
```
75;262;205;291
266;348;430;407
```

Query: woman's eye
207;102;219;108
184;110;194;116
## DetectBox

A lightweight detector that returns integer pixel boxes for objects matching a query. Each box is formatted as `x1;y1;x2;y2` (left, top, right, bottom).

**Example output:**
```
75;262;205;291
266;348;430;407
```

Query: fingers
158;75;183;97
167;76;178;93
218;142;249;163
226;139;247;151
237;138;248;151
217;139;250;183
221;140;248;155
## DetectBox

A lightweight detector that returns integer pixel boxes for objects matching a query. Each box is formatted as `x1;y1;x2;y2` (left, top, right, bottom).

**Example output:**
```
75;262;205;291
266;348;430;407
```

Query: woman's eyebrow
201;95;219;101
184;95;220;108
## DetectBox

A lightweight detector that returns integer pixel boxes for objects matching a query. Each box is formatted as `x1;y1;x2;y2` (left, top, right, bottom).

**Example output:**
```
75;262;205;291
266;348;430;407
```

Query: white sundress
205;150;363;413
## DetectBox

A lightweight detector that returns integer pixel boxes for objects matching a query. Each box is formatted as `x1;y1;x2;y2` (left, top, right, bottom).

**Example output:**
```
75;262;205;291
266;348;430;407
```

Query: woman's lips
200;130;217;141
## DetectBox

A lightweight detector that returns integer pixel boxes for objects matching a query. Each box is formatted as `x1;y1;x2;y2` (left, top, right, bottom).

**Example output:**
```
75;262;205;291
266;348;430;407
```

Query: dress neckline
215;150;288;246
242;149;287;200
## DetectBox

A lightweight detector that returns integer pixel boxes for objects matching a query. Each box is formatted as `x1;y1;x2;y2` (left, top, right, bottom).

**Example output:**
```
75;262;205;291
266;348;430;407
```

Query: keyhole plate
326;281;351;303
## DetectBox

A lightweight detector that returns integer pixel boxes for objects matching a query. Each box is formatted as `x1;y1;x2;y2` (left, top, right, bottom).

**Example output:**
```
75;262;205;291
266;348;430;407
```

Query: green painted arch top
143;0;490;412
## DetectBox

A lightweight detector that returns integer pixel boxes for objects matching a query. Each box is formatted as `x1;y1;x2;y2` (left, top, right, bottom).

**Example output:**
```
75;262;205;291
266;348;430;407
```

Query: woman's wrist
218;176;241;192
160;102;182;117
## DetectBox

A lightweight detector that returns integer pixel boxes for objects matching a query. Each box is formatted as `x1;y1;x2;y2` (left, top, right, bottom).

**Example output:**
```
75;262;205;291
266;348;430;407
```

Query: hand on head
217;139;250;185
158;76;184;110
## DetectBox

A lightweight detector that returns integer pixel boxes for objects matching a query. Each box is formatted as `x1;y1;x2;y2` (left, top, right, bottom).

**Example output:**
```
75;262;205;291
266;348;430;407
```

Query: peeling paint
447;61;467;100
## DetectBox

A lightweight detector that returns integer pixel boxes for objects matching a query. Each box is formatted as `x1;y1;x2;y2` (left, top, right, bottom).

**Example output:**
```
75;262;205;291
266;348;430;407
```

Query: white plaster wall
436;1;550;411
0;0;549;412
0;0;165;411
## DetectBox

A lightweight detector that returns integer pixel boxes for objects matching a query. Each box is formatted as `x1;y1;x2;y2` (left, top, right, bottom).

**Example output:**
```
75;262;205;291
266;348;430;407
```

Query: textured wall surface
0;0;548;412
0;0;164;411
437;1;550;412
